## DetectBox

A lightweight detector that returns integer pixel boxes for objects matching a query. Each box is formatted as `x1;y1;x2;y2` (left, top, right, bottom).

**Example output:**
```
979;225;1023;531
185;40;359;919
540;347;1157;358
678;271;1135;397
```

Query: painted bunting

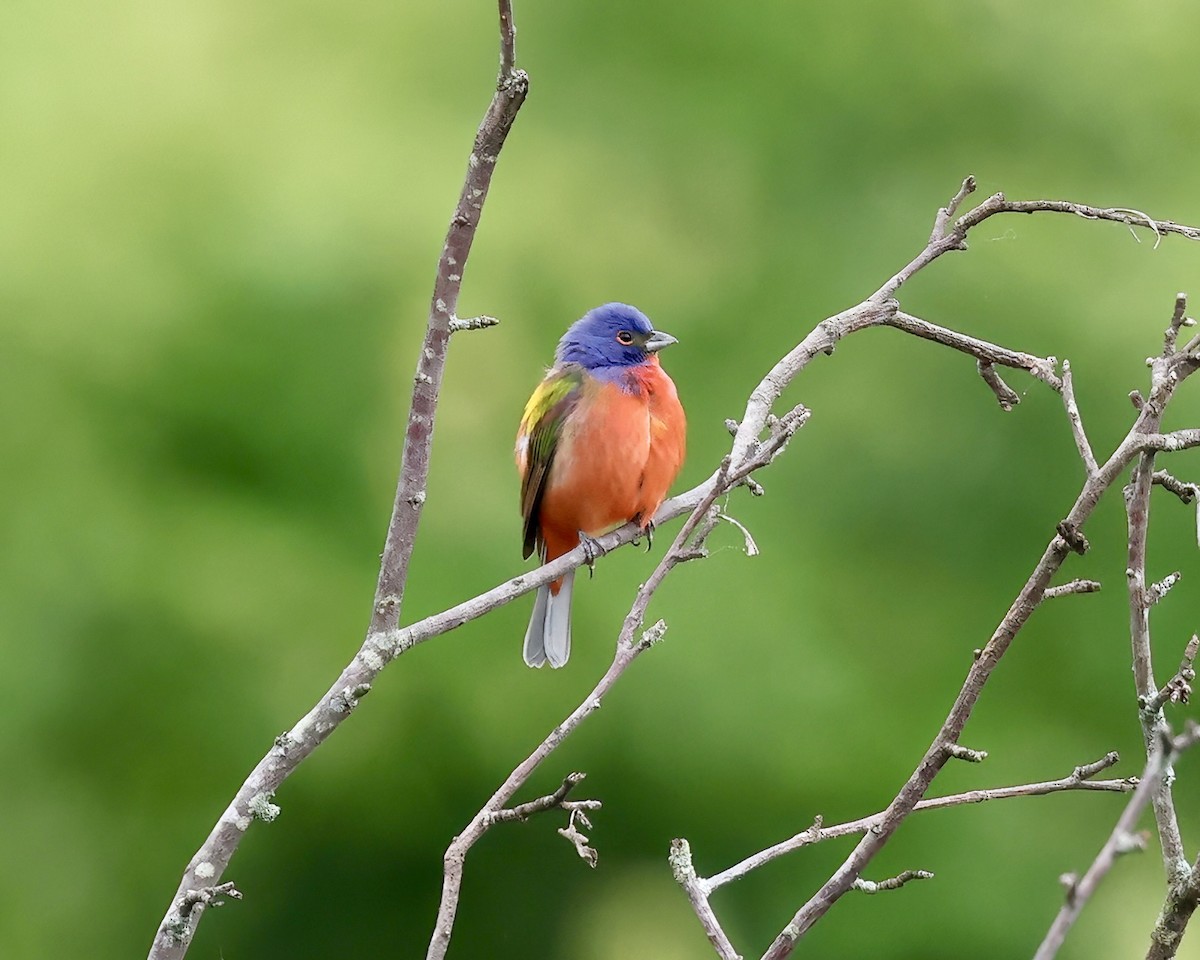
516;303;686;667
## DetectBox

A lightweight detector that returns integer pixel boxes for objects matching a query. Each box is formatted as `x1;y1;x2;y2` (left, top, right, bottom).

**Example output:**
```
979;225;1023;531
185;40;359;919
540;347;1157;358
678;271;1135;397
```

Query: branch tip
1044;579;1102;601
977;360;1020;410
1072;752;1121;782
946;743;988;763
852;869;934;894
1148;571;1181;606
448;314;500;333
719;512;760;556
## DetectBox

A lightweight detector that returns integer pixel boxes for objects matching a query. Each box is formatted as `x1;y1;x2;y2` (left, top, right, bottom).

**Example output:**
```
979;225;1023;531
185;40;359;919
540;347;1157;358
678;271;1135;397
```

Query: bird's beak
644;330;678;353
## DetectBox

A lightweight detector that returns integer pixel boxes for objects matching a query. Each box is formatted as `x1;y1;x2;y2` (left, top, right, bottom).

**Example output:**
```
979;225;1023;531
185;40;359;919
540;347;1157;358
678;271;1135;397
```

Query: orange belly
538;365;685;562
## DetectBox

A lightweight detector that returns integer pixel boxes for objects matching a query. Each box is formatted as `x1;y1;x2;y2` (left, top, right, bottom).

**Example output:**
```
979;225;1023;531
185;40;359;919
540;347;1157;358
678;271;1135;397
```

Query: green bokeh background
5;0;1200;957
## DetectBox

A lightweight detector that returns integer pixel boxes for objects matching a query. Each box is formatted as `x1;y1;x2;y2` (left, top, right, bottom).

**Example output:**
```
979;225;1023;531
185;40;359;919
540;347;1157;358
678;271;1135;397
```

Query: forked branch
1034;725;1200;960
145;4;528;957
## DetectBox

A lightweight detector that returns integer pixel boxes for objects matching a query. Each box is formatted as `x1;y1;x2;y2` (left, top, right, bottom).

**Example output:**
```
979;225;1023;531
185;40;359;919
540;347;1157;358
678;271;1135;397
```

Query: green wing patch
519;367;584;559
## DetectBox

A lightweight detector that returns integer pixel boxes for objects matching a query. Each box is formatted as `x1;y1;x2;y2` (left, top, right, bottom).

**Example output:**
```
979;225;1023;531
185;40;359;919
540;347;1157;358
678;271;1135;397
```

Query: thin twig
1034;725;1200;960
930;175;977;242
852;869;934;894
425;455;765;959
448;314;500;333
1142;636;1199;719
1122;295;1200;888
1061;360;1098;476
887;310;1062;390
947;743;989;763
700;753;1129;893
1152;470;1199;504
978;360;1021;410
760;282;1200;960
484;772;598;824
1043;579;1102;600
875;191;1200;305
1162;294;1191;357
1148;572;1182;606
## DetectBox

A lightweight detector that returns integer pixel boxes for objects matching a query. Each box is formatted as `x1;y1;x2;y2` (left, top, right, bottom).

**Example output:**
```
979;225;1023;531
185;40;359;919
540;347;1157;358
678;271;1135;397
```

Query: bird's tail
523;571;574;668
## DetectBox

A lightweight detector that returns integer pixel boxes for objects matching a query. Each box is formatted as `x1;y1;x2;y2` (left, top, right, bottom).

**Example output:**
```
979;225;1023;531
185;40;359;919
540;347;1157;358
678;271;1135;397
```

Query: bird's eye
615;330;634;345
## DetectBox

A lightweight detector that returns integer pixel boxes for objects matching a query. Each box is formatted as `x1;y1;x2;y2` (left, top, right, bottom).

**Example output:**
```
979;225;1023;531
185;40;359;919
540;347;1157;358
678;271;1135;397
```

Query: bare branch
1149;845;1200;959
978;360;1020;410
1034;726;1200;960
874;191;1200;305
426;458;758;959
1148;572;1182;606
956;197;1200;243
147;143;1200;960
719;511;760;557
887;310;1062;390
930;175;977;241
1142;636;1199;718
448;314;500;333
1138;430;1200;453
484;772;598;825
498;0;516;76
1061;360;1098;476
671;839;742;960
1122;293;1200;888
701;753;1130;894
1044;579;1102;600
946;743;989;763
1163;293;1192;357
145;5;529;957
761;290;1200;958
1152;470;1200;505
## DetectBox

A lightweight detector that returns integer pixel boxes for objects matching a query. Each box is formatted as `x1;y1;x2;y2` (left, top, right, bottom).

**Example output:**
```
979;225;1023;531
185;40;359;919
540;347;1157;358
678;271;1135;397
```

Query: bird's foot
629;514;655;552
579;532;604;578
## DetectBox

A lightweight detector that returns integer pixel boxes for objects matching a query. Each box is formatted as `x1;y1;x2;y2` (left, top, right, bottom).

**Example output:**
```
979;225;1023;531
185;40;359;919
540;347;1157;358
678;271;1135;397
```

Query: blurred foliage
5;0;1200;957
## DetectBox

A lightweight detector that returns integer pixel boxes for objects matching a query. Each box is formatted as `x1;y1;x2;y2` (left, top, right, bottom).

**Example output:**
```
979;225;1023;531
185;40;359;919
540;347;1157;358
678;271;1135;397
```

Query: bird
516;302;686;668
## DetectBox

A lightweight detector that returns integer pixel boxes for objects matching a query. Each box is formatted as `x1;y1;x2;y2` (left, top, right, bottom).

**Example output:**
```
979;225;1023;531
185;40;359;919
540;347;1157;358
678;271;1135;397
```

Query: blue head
555;302;678;371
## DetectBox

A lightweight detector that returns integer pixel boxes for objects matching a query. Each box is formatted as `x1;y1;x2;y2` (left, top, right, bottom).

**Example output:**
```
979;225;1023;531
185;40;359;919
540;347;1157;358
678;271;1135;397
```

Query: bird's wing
518;366;584;560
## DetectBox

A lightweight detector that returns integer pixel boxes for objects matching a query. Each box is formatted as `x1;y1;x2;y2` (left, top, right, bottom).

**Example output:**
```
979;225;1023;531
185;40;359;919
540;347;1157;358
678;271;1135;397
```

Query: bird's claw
630;514;655;552
579;533;603;578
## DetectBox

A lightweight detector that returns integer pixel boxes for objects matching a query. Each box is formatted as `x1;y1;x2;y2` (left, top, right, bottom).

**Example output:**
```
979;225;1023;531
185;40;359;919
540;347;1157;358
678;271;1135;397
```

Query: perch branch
427;221;1111;955
425;455;767;959
144;4;528;957
148;150;1200;960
